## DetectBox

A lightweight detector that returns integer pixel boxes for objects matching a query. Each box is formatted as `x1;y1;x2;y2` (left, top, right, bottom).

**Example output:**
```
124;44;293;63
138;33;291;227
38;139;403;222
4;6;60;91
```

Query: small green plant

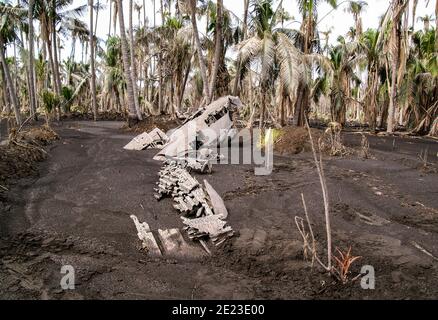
61;85;74;112
40;89;60;125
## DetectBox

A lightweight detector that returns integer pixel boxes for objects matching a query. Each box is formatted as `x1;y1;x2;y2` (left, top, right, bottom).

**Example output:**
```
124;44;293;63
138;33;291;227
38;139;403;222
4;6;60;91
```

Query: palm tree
237;0;304;127
129;0;142;120
320;28;332;54
435;0;438;53
359;28;382;130
294;0;338;127
188;0;211;104
412;0;419;30
0;2;26;125
208;0;224;103
33;0;87;96
347;1;367;40
308;41;362;124
417;14;435;32
233;0;250;96
28;0;37;121
89;0;97;121
134;1;143;26
402;28;437;135
387;0;408;133
204;0;236;100
117;0;139;124
102;36;125;112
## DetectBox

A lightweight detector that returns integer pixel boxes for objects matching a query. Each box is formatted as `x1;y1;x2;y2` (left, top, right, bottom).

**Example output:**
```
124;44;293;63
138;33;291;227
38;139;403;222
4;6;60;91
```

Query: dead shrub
1;125;59;194
274;126;322;155
318;122;351;156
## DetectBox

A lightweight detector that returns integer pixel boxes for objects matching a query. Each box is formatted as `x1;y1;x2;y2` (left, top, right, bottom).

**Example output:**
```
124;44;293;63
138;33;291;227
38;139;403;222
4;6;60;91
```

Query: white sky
73;0;432;60
5;0;434;62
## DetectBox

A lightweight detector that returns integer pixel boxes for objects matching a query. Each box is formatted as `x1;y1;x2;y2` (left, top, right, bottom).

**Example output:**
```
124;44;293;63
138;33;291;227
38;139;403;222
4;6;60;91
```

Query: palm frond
260;31;276;82
276;33;305;95
236;35;263;69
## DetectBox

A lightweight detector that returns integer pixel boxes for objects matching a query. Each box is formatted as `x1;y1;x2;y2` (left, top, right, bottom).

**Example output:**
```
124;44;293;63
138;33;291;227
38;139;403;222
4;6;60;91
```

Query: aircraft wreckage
127;96;243;256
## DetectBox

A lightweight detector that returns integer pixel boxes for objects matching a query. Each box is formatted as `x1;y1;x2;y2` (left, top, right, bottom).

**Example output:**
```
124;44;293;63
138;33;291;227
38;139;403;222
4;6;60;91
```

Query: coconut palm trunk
208;0;223;103
108;0;112;35
89;0;97;121
387;0;407;133
51;1;62;95
0;35;21;125
117;0;138;125
233;0;249;96
1;65;10;114
189;0;210;104
28;0;37;120
113;0;118;37
435;0;438;52
293;9;312;127
94;0;100;36
129;0;142;120
142;0;146;26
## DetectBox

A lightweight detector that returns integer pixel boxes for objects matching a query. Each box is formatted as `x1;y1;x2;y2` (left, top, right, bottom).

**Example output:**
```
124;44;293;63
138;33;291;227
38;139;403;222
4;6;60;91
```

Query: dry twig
304;117;332;270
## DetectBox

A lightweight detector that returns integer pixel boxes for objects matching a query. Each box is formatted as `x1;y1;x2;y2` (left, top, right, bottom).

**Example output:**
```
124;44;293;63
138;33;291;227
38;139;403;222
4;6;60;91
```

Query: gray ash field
1;121;438;299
